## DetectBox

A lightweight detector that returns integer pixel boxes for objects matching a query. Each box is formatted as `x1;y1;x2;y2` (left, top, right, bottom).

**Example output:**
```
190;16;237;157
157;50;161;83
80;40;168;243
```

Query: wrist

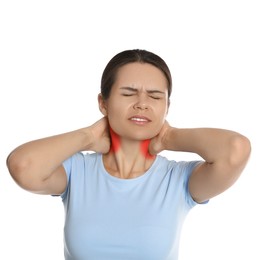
77;127;95;151
162;127;179;151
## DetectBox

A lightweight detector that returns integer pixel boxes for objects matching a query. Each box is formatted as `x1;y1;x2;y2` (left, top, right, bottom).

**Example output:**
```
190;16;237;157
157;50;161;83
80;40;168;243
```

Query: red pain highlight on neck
109;127;121;153
109;127;155;159
140;139;156;160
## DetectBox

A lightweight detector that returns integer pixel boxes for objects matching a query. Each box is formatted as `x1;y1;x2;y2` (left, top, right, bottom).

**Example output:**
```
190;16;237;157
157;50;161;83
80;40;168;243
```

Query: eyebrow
120;86;165;95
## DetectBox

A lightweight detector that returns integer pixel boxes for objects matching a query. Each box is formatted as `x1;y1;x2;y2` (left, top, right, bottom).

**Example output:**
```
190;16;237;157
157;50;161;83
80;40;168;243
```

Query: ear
98;93;108;116
166;98;170;114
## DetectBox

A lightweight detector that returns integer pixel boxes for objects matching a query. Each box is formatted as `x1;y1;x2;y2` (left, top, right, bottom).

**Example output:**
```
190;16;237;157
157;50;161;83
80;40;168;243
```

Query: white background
0;0;259;259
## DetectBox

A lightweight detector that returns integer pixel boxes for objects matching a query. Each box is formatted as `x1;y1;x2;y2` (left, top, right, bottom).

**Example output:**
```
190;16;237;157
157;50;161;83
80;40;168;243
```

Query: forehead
114;62;168;90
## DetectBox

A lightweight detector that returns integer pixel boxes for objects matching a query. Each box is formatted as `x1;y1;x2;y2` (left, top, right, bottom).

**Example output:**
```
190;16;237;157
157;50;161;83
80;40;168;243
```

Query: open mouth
129;116;151;124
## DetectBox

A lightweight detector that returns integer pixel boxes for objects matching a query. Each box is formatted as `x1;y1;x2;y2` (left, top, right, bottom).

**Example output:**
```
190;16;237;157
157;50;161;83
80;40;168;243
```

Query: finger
148;139;159;155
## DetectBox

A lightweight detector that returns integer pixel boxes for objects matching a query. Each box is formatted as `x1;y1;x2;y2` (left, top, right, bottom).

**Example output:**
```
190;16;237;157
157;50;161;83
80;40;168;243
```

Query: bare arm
149;122;251;203
6;117;110;195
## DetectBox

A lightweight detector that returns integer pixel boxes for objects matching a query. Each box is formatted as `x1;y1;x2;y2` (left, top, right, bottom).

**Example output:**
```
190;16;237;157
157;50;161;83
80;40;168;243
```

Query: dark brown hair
100;49;172;100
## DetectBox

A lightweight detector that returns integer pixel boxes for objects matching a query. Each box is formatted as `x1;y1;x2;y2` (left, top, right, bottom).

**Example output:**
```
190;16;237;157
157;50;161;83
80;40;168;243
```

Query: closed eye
122;93;134;96
149;95;161;100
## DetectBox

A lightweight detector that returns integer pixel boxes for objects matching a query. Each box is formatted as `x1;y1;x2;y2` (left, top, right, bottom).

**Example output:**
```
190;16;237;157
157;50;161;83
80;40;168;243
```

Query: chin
110;123;159;141
128;131;157;141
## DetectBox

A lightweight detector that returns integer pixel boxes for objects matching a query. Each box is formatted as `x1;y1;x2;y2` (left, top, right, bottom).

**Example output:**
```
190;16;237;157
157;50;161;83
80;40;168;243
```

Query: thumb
148;137;161;155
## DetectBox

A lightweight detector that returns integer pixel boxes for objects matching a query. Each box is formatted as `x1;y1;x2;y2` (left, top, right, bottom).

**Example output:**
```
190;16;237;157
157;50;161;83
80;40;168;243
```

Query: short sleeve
63;156;73;178
60;152;85;200
178;160;208;208
59;156;72;200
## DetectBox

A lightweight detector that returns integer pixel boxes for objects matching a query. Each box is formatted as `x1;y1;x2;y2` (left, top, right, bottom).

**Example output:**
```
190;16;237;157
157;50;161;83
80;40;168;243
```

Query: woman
6;49;251;260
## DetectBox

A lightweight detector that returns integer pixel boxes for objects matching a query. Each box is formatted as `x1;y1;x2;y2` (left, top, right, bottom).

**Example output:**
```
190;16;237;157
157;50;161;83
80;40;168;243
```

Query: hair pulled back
100;49;172;100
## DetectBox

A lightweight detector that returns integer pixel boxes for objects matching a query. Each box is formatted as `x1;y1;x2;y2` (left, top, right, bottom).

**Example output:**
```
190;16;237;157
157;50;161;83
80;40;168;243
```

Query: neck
109;127;154;159
103;127;156;179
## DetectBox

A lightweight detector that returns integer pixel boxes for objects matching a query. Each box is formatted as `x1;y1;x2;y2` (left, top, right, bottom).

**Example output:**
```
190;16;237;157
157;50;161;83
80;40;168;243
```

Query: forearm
163;127;250;165
7;127;92;181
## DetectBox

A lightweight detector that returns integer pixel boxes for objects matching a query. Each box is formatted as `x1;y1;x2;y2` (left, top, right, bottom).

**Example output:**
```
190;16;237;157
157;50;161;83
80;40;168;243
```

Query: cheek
107;106;123;126
156;106;168;122
151;109;167;135
152;123;164;137
107;98;127;113
106;99;132;122
106;102;129;136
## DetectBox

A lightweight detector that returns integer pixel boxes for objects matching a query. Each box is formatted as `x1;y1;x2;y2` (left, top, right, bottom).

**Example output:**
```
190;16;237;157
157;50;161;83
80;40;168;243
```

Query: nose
133;103;148;110
133;94;149;111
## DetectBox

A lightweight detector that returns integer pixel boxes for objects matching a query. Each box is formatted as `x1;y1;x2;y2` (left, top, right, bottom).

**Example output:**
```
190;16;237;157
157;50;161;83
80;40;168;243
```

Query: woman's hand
87;117;111;154
149;121;251;203
149;121;173;155
6;117;111;195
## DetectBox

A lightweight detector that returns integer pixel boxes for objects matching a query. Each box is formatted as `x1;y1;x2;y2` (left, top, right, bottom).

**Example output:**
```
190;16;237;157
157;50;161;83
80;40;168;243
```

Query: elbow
6;152;35;191
7;152;29;181
221;134;251;187
229;134;251;170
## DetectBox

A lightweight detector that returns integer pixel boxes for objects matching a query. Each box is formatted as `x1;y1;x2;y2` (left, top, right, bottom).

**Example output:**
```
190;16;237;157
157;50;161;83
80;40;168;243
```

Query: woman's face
99;62;169;141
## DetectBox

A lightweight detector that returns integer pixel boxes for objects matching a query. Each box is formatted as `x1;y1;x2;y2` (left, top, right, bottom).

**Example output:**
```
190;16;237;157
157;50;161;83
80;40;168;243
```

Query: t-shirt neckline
98;153;160;183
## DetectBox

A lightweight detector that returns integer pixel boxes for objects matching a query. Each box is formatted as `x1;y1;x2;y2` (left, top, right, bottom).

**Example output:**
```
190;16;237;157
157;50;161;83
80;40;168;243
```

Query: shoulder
157;155;201;175
62;152;100;175
155;156;202;187
65;152;99;163
155;156;203;207
61;152;101;200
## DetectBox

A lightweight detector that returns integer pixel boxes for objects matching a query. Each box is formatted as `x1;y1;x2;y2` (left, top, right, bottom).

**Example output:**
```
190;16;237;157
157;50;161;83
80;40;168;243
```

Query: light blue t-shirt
61;152;202;260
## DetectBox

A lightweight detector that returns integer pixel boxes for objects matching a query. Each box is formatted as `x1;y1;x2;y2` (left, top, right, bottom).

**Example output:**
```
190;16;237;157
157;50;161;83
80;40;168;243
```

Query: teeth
131;117;148;122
